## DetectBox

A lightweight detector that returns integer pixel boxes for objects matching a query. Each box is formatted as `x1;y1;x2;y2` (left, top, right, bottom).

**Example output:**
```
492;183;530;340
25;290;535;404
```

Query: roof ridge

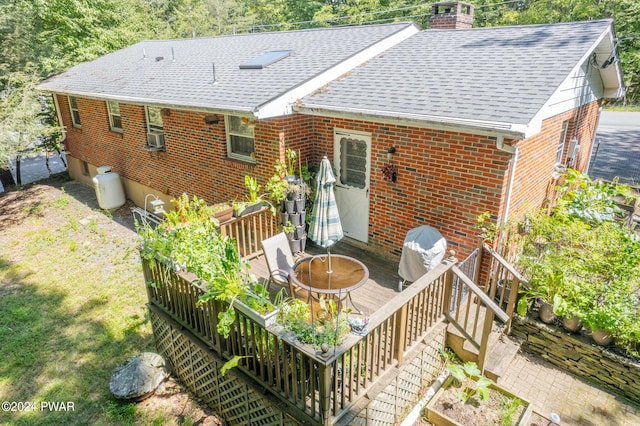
425;18;612;33
140;21;416;44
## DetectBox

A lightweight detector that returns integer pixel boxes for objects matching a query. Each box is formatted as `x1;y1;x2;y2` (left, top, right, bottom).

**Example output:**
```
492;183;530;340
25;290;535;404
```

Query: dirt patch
429;382;526;426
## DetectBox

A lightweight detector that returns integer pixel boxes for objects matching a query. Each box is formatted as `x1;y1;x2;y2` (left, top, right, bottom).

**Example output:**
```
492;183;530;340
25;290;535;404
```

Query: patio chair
261;233;295;294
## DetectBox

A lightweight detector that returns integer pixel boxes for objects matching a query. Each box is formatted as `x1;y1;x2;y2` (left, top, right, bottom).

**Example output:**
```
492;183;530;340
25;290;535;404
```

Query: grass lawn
0;176;220;425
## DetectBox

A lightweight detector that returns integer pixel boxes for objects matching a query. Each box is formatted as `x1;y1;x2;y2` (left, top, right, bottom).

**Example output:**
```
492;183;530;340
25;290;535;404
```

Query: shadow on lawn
0;256;153;425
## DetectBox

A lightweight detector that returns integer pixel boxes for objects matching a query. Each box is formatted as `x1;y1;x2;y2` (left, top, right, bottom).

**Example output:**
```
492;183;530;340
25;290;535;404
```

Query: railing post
441;251;457;316
318;362;332;426
394;305;408;366
477;309;495;372
504;277;520;334
474;232;485;287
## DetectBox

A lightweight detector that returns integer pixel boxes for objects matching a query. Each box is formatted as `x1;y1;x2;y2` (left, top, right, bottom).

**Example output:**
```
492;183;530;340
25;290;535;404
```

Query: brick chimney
430;2;474;29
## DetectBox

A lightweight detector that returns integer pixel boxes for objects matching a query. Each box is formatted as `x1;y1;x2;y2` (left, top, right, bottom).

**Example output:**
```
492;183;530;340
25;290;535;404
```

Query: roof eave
295;104;528;140
38;88;256;116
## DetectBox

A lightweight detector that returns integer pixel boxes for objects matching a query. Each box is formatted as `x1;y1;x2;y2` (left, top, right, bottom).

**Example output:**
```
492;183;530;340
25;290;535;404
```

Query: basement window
239;50;290;69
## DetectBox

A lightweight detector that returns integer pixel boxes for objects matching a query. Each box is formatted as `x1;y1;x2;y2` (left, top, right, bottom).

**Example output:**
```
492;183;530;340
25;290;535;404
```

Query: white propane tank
93;166;125;210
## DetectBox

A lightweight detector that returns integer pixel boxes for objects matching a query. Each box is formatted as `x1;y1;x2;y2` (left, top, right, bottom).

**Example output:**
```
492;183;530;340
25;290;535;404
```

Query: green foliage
555;169;632;223
499;394;523;426
516;170;640;356
448;361;494;403
244;174;261;203
138;193;275;338
277;296;350;348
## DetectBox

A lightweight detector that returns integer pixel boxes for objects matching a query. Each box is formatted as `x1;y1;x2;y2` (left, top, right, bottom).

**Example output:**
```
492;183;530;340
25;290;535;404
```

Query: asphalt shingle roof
38;23;416;113
301;19;613;126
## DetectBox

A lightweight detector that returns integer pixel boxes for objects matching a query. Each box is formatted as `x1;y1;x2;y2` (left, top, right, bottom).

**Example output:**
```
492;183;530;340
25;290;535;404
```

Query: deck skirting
150;304;447;425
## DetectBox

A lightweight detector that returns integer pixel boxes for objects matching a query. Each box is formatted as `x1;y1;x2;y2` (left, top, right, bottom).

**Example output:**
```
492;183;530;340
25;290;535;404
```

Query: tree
0;72;54;186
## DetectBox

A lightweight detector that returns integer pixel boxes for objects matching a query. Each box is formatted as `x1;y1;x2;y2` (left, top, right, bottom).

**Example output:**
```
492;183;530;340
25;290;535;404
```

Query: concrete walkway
499;351;640;426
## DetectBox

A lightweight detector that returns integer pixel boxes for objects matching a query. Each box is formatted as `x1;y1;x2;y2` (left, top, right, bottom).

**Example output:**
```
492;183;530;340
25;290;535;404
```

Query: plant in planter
426;361;531;426
516;265;564;324
233;175;265;217
278;297;350;349
138;193;277;338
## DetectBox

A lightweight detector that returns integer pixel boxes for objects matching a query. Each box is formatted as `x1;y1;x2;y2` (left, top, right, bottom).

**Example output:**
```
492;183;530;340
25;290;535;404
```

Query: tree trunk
45;153;52;176
15;154;22;185
0;166;16;189
56;148;67;168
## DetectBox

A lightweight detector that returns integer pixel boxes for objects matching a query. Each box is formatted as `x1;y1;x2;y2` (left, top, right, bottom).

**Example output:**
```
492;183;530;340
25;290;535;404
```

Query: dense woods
1;0;639;186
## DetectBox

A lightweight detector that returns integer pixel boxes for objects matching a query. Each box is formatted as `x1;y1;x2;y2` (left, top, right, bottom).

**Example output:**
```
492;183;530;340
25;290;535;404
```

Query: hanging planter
382;163;398;182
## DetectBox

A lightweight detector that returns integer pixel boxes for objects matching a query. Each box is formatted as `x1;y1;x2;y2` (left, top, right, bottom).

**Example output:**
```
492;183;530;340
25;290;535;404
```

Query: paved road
588;111;640;185
0;152;67;193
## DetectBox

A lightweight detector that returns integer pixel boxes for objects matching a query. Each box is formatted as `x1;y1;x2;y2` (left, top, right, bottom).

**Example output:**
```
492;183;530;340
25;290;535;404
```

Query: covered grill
398;225;447;291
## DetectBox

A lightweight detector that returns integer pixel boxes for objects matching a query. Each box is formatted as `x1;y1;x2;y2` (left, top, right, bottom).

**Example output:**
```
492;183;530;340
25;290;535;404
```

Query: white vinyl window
555;120;569;165
226;115;255;162
107;101;122;132
145;106;164;133
68;96;81;127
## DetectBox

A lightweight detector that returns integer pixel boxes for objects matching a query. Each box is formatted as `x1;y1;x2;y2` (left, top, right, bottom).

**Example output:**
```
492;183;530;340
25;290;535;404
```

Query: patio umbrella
308;156;343;273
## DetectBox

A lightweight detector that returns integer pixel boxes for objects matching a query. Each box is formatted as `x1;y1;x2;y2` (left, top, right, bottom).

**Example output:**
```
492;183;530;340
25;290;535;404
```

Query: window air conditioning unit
146;132;165;149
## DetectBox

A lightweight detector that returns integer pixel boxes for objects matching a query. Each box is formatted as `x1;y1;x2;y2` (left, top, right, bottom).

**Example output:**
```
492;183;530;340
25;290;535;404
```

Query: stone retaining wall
512;316;640;404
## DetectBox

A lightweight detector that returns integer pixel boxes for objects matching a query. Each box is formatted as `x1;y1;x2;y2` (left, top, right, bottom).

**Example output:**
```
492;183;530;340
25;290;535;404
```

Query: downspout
496;136;518;252
52;94;67;148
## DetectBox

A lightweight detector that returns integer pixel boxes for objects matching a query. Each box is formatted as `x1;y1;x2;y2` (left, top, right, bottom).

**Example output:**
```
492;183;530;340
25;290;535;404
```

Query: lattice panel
356;324;447;425
150;308;285;425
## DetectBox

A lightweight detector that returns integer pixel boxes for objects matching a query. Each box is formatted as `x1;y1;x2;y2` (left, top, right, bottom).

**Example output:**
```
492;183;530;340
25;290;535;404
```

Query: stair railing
445;265;509;371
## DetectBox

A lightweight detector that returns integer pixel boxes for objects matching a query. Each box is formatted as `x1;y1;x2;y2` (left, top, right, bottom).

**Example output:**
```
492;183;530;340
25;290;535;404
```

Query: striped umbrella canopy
308;156;343;250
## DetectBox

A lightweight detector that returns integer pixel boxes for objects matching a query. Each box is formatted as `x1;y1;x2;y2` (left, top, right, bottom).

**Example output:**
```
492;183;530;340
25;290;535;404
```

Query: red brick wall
508;100;601;221
58;94;601;260
57;95;316;205
311;117;512;258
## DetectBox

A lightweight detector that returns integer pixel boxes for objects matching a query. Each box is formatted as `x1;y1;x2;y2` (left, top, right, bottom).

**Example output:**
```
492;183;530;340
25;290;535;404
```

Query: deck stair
446;299;520;381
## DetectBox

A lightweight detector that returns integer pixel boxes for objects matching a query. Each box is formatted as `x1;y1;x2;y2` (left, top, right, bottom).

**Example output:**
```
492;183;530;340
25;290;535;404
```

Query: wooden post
504;277;520;334
394;305;408;366
441;251;457;316
477;309;495;372
318;362;333;425
474;232;484;286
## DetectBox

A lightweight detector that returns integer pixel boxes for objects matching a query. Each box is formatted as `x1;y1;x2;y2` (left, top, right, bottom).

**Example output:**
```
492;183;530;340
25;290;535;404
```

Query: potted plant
426;361;531;426
516;266;564;324
211;202;233;224
138;193;278;338
233;175;264;217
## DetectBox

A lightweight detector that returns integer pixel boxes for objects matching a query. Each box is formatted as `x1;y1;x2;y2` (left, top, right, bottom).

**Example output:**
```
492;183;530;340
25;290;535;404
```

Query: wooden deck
249;239;402;316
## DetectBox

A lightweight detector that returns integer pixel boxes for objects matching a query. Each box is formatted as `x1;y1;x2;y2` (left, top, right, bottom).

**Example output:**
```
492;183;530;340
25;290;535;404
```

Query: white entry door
334;130;371;243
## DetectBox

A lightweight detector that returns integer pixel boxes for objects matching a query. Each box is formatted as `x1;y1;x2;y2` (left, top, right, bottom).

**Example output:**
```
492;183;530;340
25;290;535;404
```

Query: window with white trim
68;96;81;127
107;101;122;132
555;120;569;164
144;106;165;150
145;106;164;133
226;115;255;161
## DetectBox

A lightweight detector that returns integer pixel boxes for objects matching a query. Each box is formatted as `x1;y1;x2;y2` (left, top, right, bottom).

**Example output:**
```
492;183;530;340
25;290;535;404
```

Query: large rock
109;352;169;401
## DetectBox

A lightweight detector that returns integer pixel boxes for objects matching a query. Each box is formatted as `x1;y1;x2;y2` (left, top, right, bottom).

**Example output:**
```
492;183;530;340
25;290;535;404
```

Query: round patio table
290;254;369;313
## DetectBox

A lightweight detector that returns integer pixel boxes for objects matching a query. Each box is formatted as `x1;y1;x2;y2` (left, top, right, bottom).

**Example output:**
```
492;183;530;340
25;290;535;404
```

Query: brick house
38;3;624;258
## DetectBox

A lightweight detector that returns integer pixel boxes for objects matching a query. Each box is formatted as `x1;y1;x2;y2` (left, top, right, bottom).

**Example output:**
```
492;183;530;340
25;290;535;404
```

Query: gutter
52;94;67;149
296;106;528;140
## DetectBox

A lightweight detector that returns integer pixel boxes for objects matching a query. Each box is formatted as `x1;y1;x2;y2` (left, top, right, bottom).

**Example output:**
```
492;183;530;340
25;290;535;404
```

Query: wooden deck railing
142;256;459;425
218;207;277;259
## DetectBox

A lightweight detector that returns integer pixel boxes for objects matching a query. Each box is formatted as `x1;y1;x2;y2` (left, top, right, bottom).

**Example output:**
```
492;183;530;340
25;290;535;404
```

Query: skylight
239;50;291;69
